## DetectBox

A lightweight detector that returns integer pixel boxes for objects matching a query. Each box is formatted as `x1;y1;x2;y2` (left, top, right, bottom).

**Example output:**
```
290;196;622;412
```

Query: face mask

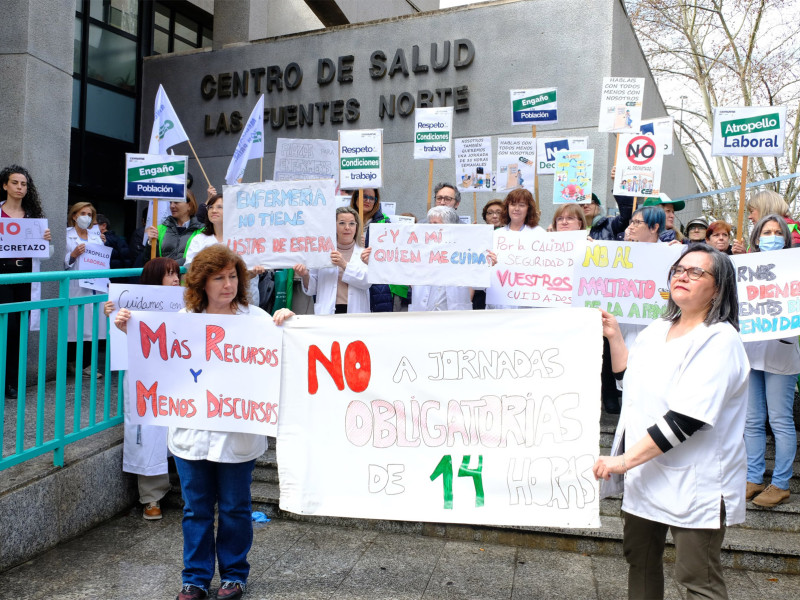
76;215;92;229
759;235;785;252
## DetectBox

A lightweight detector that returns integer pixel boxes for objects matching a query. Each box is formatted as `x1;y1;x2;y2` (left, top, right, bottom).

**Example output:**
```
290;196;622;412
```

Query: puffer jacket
156;216;204;265
590;195;634;241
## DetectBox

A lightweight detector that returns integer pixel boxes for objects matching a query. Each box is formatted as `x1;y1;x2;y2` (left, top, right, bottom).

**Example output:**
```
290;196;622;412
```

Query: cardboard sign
553;150;594;204
536;137;588;175
278;309;602;528
598;77;645;133
639;117;673;155
732;247;800;341
487;229;587;307
455;137;493;193
126;311;284;435
339;129;383;188
612;133;664;197
510;88;558;125
367;223;493;287
571;241;682;325
0;218;49;258
223;179;337;270
77;243;113;292
712;106;787;157
124;153;188;201
107;284;186;371
496;137;536;193
273;138;340;191
414;107;454;159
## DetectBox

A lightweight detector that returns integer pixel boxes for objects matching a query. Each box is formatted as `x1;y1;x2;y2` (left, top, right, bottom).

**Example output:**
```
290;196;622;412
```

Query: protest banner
487;230;586;307
273;138;340;191
107;284;185;371
598;77;645;133
367;223;493;287
731;247;800;341
77;243;113;292
639;117;674;155
612;133;664;198
553;150;594;204
414;107;453;159
126;311;284;435
124;153;188;201
510;88;558;125
455;137;493;193
496;137;536;194
0;218;49;259
711;106;787;157
339;129;383;189
278;309;602;528
571;241;682;325
536;137;588;175
223;179;337;270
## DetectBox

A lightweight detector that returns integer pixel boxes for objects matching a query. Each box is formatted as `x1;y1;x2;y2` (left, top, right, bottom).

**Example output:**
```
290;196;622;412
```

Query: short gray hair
749;213;793;251
433;183;461;207
427;206;460;224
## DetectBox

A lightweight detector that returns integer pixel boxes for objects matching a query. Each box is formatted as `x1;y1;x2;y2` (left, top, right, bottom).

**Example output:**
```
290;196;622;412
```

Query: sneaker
82;366;103;379
66;362;76;376
752;484;790;508
176;584;207;600
143;501;162;520
745;481;765;500
217;581;245;599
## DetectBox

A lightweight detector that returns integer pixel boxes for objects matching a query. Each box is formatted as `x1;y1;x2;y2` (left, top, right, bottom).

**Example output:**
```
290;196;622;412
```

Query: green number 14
429;454;485;509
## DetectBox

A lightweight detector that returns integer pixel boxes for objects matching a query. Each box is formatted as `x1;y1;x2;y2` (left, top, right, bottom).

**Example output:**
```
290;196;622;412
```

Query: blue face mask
759;235;785;252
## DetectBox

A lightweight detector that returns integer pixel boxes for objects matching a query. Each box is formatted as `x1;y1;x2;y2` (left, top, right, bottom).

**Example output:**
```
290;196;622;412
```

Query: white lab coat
64;226;107;342
301;246;370;314
409;286;472;311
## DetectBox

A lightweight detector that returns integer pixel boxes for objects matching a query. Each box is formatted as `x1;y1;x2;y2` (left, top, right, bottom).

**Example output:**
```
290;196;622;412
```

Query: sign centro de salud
712;106;787;157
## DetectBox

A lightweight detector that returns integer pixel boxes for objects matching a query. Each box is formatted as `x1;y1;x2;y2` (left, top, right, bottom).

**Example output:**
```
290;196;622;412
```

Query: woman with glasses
482;199;504;228
594;245;748;599
742;214;800;508
551;203;587;232
295;206;370;314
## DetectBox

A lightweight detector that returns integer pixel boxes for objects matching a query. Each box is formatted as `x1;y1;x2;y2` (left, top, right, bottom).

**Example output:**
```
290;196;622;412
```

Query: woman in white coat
295;206;370;314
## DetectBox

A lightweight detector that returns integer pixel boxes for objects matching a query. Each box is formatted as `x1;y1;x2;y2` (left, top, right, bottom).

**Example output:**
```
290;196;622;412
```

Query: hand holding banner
77;243;113;292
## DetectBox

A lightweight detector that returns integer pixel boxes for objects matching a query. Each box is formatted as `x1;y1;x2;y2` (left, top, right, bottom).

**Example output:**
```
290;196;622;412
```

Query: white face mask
76;215;92;229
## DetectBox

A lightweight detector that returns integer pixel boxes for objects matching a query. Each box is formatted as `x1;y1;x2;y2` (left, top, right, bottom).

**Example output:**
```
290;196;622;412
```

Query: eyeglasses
435;195;456;203
362;195;376;202
628;218;646;228
486;210;503;217
669;265;710;280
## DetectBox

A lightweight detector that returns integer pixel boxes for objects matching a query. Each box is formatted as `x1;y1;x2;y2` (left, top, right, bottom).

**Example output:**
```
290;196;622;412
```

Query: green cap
641;193;685;212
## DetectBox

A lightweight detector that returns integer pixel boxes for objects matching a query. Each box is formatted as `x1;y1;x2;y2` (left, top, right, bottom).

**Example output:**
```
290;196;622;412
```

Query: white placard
510;88;558;125
487;230;587;307
278;309;602;528
536;138;588;175
0;218;49;258
414;107;453;159
339;129;383;189
712;106;787;157
381;201;397;216
612;133;665;197
273;138;341;192
125;153;188;201
598;77;645;133
107;284;186;371
126;311;283;435
639;117;674;155
77;243;113;292
455;136;493;192
223;179;337;270
496;137;536;193
367;223;493;287
571;241;682;325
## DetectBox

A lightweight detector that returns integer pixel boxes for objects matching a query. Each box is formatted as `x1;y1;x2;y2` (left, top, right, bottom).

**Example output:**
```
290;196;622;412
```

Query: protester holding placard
296;206;370;315
0;165;52;399
742;214;800;508
706;221;732;254
594;245;749;600
732;190;800;254
640;194;685;242
144;190;203;266
65;201;107;378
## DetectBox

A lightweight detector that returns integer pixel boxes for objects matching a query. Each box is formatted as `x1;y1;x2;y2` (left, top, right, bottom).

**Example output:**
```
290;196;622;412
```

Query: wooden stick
532;125;539;212
737;156;749;242
427;159;434;212
150;199;158;259
632;197;638;213
186;139;212;188
358;189;364;235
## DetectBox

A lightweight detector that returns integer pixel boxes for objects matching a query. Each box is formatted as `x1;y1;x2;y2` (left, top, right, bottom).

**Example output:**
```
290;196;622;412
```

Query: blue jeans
744;369;797;490
173;456;256;590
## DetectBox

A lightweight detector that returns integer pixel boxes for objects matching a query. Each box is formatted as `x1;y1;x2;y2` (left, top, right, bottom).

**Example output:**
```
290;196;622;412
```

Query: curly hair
140;257;180;286
184;245;250;313
0;165;45;218
502;188;540;228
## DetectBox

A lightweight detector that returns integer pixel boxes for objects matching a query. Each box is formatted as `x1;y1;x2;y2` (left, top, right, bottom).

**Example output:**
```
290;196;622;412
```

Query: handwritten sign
367;223;493;287
107;284;185;371
510;88;558;125
598;77;644;133
455;136;493;193
126;311;283;435
536;137;588;175
278;309;602;528
77;243;113;292
339;129;382;188
124;153;188;201
712;106;787;157
612;133;664;197
273;138;340;190
732;248;800;341
571;241;682;325
553;150;594;204
0;218;49;258
496;137;536;193
223;179;336;270
414;107;453;159
487;230;587;307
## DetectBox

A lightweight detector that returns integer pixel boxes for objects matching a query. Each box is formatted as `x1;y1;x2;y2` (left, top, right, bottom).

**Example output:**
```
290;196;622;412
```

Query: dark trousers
0;258;32;389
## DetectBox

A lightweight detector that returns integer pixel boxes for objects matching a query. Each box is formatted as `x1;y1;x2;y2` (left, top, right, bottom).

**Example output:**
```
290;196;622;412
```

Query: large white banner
107;284;185;371
0;218;49;258
712;106;787;157
367;223;493;287
455;136;493;193
571;241;682;325
278;309;602;528
414;107;453;159
487;230;587;307
223;179;337;269
612;133;664;197
732;247;800;341
126;312;283;435
496;137;536;193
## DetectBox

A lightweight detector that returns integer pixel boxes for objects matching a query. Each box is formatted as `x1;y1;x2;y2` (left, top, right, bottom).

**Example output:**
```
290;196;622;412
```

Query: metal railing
0;267;147;471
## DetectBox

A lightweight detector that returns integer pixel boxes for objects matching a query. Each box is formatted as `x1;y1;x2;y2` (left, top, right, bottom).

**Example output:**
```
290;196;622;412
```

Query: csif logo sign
156;120;174;140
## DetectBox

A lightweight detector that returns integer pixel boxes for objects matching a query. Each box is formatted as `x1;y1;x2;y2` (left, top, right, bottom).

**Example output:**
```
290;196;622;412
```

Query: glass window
87;24;137;90
89;0;138;35
153;28;169;55
85;83;135;142
76;0;82;13
154;3;170;29
74;17;83;73
202;27;213;49
71;78;81;128
174;13;197;43
173;37;196;53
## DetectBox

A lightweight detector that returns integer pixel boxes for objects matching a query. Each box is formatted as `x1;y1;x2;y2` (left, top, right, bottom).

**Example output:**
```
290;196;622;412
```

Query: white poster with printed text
126;311;283;435
414;107;453;159
273;138;340;192
612;133;664;198
536;138;588;175
0;218;49;258
496;137;536;193
711;106;787;157
639;117;674;155
455;137;493;193
77;243;113;291
487;230;587;307
339;129;383;188
278;309;602;528
598;77;644;133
